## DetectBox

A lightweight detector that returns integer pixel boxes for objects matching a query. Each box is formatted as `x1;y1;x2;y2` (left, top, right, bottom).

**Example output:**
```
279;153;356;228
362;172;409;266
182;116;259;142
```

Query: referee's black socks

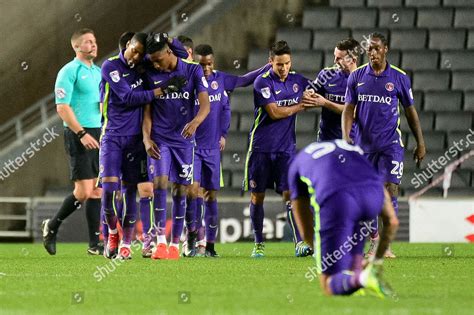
48;194;82;231
85;198;101;247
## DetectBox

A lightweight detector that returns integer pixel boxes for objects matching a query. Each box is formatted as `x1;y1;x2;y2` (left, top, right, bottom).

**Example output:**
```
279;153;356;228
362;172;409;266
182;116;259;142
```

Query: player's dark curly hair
369;32;388;47
146;32;168;54
336;38;362;59
178;35;194;49
195;44;214;56
118;31;135;50
270;40;291;57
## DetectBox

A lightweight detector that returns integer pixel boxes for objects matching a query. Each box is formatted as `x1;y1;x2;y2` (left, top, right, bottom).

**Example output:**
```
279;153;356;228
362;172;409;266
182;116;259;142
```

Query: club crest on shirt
211;80;219;90
202;76;209;88
99;164;104;174
293;83;299;93
250;180;257;189
385;82;394;92
149;165;155;174
55;88;66;99
261;87;271;99
110;70;120;83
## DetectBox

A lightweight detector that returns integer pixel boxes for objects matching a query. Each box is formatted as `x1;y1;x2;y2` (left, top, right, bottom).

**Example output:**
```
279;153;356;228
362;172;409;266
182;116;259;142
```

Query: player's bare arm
404;106;426;168
341;103;356;143
56;103;99;150
264;102;305;120
182;90;210;138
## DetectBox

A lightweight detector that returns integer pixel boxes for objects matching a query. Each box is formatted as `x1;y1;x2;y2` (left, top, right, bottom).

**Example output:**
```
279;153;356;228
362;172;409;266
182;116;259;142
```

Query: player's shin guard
49;194;82;231
102;182;120;232
196;197;205;244
329;271;362;295
185;196;197;232
85;198;101;247
153;189;167;237
250;202;264;243
171;195;186;244
205;200;218;243
122;185;138;246
286;201;303;244
140;196;154;237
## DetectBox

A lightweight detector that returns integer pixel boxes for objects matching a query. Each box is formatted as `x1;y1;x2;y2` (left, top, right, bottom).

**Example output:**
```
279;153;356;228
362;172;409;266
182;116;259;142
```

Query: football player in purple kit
142;33;210;260
244;40;316;258
182;44;271;258
99;32;188;259
305;38;361;141
342;33;425;258
288;140;399;298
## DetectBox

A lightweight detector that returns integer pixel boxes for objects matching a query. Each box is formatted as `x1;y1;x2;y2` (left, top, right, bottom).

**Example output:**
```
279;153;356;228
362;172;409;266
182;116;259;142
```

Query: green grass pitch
0;242;473;314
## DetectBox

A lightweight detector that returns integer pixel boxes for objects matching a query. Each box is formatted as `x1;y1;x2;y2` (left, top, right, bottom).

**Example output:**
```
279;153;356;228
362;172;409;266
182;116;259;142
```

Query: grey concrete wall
0;0;175;125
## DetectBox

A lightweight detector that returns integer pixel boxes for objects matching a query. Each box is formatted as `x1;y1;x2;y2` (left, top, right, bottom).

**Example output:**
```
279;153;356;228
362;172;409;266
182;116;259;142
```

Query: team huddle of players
45;27;426;298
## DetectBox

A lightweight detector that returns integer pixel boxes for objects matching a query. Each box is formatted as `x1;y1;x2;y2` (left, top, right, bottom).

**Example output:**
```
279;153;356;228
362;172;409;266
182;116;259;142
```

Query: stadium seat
444;187;474;197
302;7;339;29
230;91;254;113
296;112;317;133
436;112;473;131
417;8;454;28
221;170;231;188
329;0;365;7
230;170;244;189
276;28;312;51
441;51;474;70
468;29;474;49
406;131;446;151
296;132;317;150
405;0;441;6
247;50;268;71
239;112;256;132
401;111;435;132
463;91;474;110
452;71;474;90
429;29;466;50
423;91;463;111
290;50;323;73
229;113;239;132
401;50;439;71
413;70;450;91
403;150;443;170
225;132;249;152
222;151;246;171
444;0;474;6
390;29;428;50
454;8;474;28
378;8;416;29
447;131;473;151
459;155;474;170
400;168;433;192
313;29;352;51
367;0;402;7
323;50;336;67
340;8;378;29
434;170;472;188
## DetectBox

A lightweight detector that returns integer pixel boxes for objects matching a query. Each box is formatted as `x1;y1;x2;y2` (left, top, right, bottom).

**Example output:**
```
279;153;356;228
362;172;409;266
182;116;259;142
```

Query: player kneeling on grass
289;140;399;297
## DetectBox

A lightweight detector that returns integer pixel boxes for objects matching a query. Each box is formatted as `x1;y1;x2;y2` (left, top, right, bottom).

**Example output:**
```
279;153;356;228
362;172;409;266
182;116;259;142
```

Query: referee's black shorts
64;127;100;181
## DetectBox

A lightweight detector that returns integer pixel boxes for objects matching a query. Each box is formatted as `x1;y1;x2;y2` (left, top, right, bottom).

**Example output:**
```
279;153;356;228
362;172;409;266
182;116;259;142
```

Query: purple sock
391;196;399;217
102;182;120;231
329;272;362;296
185;197;197;232
153;189;167;236
122;186;138;246
205;200;218;243
286;201;303;244
171;195;186;244
250;202;264;243
196;197;205;242
140;197;153;236
101;206;108;244
115;192;123;224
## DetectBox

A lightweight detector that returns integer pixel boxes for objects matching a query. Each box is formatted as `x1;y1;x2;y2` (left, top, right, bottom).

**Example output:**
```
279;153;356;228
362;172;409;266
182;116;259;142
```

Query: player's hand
414;143;426;168
303;92;326;108
162;76;188;94
343;136;354;145
80;133;99;150
181;119;200;139
144;138;160;159
219;136;226;151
